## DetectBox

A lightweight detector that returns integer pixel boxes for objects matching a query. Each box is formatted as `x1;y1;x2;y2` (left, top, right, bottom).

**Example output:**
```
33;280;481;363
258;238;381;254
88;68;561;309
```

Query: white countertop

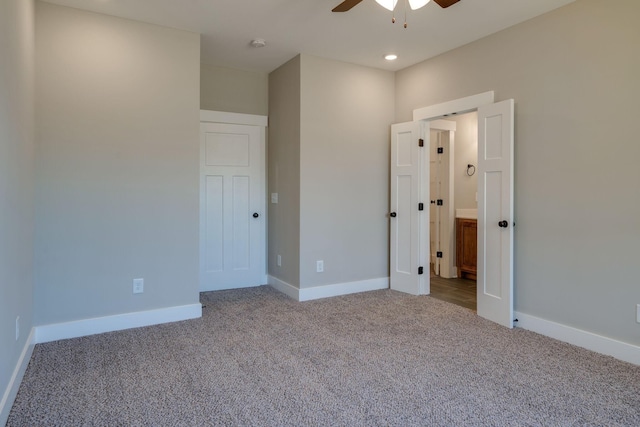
456;209;477;219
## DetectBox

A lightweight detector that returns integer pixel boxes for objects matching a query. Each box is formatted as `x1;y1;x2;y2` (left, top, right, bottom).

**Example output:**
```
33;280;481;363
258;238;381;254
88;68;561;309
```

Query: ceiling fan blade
433;0;460;8
332;0;364;12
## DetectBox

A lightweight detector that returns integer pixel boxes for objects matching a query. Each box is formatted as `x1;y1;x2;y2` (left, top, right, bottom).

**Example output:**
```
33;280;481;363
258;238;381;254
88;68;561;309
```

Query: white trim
268;275;300;300
300;277;389;301
515;311;640;366
35;304;202;344
413;91;494;122
200;110;267;127
0;328;35;426
269;276;390;302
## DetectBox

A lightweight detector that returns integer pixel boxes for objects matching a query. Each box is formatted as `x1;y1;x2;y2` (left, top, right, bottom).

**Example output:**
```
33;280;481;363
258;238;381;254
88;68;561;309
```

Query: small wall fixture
466;164;476;176
250;39;266;48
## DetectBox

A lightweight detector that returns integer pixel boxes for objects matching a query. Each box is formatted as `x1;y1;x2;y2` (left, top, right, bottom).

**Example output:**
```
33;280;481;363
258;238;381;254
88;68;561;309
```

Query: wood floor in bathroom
429;274;477;311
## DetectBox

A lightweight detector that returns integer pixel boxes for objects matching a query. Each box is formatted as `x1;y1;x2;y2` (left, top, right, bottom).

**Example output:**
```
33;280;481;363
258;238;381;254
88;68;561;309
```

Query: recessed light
250;39;267;48
384;54;398;61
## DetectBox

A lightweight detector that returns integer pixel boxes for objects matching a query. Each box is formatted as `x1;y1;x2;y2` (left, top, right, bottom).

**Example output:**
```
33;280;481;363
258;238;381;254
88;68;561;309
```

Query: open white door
477;99;514;328
390;121;427;295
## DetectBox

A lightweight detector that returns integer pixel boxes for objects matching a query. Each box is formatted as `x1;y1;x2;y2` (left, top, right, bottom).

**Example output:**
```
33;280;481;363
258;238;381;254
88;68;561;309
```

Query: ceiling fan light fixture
408;0;431;10
375;0;398;11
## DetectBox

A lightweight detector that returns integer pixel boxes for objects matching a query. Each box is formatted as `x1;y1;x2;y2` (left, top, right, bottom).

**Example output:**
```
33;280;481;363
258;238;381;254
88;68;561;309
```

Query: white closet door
200;122;265;291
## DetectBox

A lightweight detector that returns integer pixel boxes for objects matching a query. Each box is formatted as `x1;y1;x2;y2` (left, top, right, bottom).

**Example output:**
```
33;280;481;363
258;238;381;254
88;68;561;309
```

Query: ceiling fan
332;0;460;13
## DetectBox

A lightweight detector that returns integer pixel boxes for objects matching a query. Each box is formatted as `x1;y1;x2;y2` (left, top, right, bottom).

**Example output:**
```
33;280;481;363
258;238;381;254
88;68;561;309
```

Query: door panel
200;122;265;291
390;121;426;295
204;175;224;272
477;99;514;328
396;175;412;274
232;176;250;270
483;171;503;298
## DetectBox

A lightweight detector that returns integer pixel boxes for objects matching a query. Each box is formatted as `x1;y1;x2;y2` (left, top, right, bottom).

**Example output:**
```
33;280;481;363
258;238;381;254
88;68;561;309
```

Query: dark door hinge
418;202;424;211
418;139;424;147
437;147;444;154
437;199;443;206
418;266;424;275
437;251;443;258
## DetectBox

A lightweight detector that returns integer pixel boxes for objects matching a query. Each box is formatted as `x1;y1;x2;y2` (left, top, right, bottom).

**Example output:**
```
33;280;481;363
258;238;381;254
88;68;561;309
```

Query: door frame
412;92;495;295
199;110;268;291
412;92;495;123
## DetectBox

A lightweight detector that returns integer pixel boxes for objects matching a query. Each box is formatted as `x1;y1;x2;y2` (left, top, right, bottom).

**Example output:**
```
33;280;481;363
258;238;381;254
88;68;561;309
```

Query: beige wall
268;54;394;289
396;0;640;345
452;112;478;212
299;55;394;287
34;3;201;325
201;63;268;115
268;56;301;286
0;0;35;421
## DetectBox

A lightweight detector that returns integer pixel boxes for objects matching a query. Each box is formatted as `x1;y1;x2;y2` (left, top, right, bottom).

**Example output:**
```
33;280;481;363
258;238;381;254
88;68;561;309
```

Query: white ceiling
41;0;575;73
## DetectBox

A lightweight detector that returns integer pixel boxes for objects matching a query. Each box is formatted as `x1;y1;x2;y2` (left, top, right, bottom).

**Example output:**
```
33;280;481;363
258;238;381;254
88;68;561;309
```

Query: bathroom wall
452;112;478;212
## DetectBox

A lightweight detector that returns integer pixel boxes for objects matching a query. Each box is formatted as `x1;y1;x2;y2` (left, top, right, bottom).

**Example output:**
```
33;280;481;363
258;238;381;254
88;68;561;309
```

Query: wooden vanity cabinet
456;218;477;281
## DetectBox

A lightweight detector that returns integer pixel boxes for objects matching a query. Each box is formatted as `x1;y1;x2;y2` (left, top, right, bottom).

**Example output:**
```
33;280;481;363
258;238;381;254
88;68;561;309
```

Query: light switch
271;193;278;204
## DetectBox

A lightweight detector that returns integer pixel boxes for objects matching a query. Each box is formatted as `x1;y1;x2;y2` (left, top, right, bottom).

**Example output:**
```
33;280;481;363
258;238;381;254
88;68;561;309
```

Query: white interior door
477;99;514;328
200;122;265;291
390;121;427;295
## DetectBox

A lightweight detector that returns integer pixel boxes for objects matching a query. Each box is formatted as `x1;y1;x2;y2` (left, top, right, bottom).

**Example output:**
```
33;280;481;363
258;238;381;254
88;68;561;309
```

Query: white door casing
477;99;514;328
200;118;266;292
390;121;428;295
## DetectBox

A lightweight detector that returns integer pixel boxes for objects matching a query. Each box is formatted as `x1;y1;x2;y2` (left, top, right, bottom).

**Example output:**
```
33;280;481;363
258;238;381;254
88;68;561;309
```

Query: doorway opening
390;91;514;328
428;112;478;311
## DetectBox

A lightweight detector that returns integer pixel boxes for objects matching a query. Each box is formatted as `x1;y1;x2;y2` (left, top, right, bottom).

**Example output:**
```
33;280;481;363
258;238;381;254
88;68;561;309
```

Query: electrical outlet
133;278;144;294
637;304;640;324
277;255;282;267
316;260;324;273
15;316;19;341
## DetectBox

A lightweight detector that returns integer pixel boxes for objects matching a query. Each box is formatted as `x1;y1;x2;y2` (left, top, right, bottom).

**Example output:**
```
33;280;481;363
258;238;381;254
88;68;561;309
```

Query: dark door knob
390;212;397;218
498;220;508;228
253;212;259;218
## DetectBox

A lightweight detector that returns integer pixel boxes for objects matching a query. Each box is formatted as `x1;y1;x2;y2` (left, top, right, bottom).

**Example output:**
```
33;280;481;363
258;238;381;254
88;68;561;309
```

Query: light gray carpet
8;286;640;426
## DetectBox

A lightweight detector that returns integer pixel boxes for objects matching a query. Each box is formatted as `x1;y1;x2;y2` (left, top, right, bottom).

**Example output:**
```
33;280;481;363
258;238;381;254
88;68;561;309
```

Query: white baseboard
268;275;300;300
514;311;640;366
268;275;389;302
1;328;35;427
35;303;202;344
